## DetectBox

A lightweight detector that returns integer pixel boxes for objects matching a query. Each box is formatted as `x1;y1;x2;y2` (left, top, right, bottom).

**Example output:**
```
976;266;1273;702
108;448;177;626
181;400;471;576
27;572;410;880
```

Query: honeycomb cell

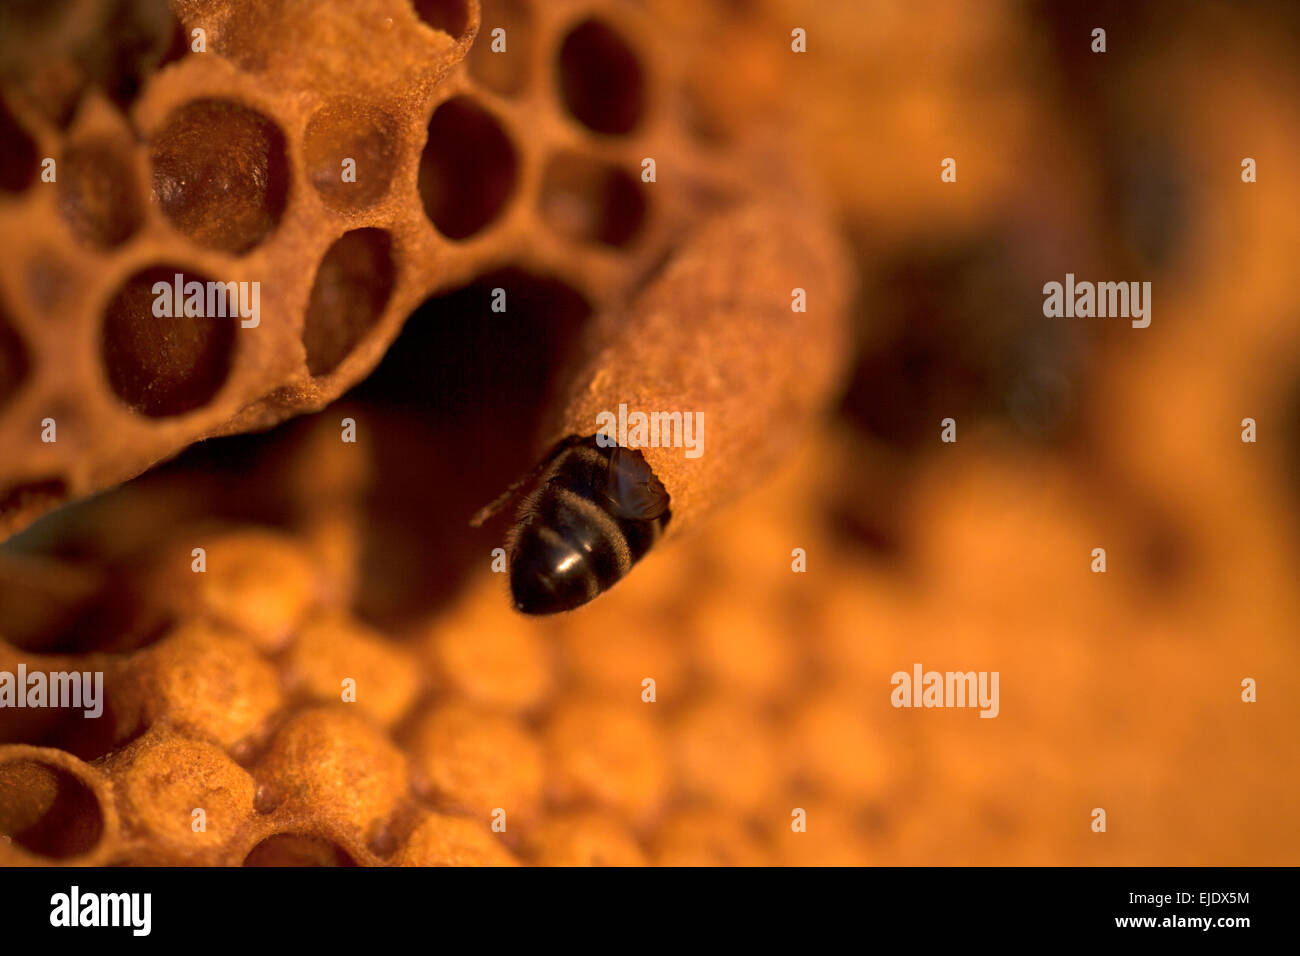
651;808;772;867
556;607;685;698
123;623;284;749
557;18;645;135
767;799;873;867
407;701;544;821
396;813;518;866
303;100;400;213
785;690;892;801
210;0;287;73
0;25;66;125
691;601;798;699
96;0;180;113
425;577;554;712
303;229;396;377
258;707;409;842
149;99;289;254
673;698;783;815
242;833;358;866
58;137;145;249
172;528;321;652
283;609;421;728
419;96;517;240
4;0;181;121
100;264;236;417
539;153;645;248
468;0;532;95
0;300;31;410
0;755;103;859
544;699;670;822
413;0;472;40
525;811;646;867
0;96;39;192
111;730;255;858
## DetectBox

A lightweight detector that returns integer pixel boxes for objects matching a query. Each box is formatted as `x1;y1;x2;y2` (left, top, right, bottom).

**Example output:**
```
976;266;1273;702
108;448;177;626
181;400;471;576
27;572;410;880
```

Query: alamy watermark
891;663;1000;718
0;665;103;718
152;273;260;328
1042;273;1151;328
595;402;704;459
50;887;150;936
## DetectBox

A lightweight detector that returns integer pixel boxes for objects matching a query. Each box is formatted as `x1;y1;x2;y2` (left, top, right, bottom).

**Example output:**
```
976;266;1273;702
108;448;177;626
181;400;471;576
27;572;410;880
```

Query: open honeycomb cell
418;96;518;240
149;99;290;254
303;228;398;377
0;751;108;861
58;135;145;248
412;0;474;41
557;17;646;136
92;0;181;112
0;0;180;126
539;152;646;248
303;99;402;213
468;0;533;95
100;264;236;417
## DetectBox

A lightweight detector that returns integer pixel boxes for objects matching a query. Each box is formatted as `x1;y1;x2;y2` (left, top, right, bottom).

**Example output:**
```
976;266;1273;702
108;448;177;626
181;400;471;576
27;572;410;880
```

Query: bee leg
469;434;584;527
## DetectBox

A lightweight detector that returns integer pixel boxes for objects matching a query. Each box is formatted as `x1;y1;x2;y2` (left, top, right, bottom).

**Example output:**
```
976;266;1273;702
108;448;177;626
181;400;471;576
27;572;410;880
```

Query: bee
485;435;671;614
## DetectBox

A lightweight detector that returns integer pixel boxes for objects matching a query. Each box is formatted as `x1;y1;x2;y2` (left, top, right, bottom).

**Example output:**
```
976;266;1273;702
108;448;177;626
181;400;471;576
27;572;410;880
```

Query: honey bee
500;435;671;614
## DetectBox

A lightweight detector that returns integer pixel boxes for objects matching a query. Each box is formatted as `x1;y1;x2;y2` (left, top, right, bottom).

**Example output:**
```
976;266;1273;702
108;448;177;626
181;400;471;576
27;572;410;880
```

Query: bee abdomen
509;442;669;614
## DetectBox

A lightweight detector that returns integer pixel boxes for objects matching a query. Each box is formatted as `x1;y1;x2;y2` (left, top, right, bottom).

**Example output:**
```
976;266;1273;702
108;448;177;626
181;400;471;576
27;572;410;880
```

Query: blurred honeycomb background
2;0;1299;865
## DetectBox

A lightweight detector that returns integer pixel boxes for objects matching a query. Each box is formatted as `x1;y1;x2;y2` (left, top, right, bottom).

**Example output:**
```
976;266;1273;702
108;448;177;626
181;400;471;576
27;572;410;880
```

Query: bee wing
605;446;670;520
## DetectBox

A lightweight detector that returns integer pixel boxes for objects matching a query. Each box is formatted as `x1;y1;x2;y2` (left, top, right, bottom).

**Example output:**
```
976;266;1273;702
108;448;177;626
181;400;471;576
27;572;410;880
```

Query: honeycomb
0;0;779;537
2;0;1299;869
3;401;1298;866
